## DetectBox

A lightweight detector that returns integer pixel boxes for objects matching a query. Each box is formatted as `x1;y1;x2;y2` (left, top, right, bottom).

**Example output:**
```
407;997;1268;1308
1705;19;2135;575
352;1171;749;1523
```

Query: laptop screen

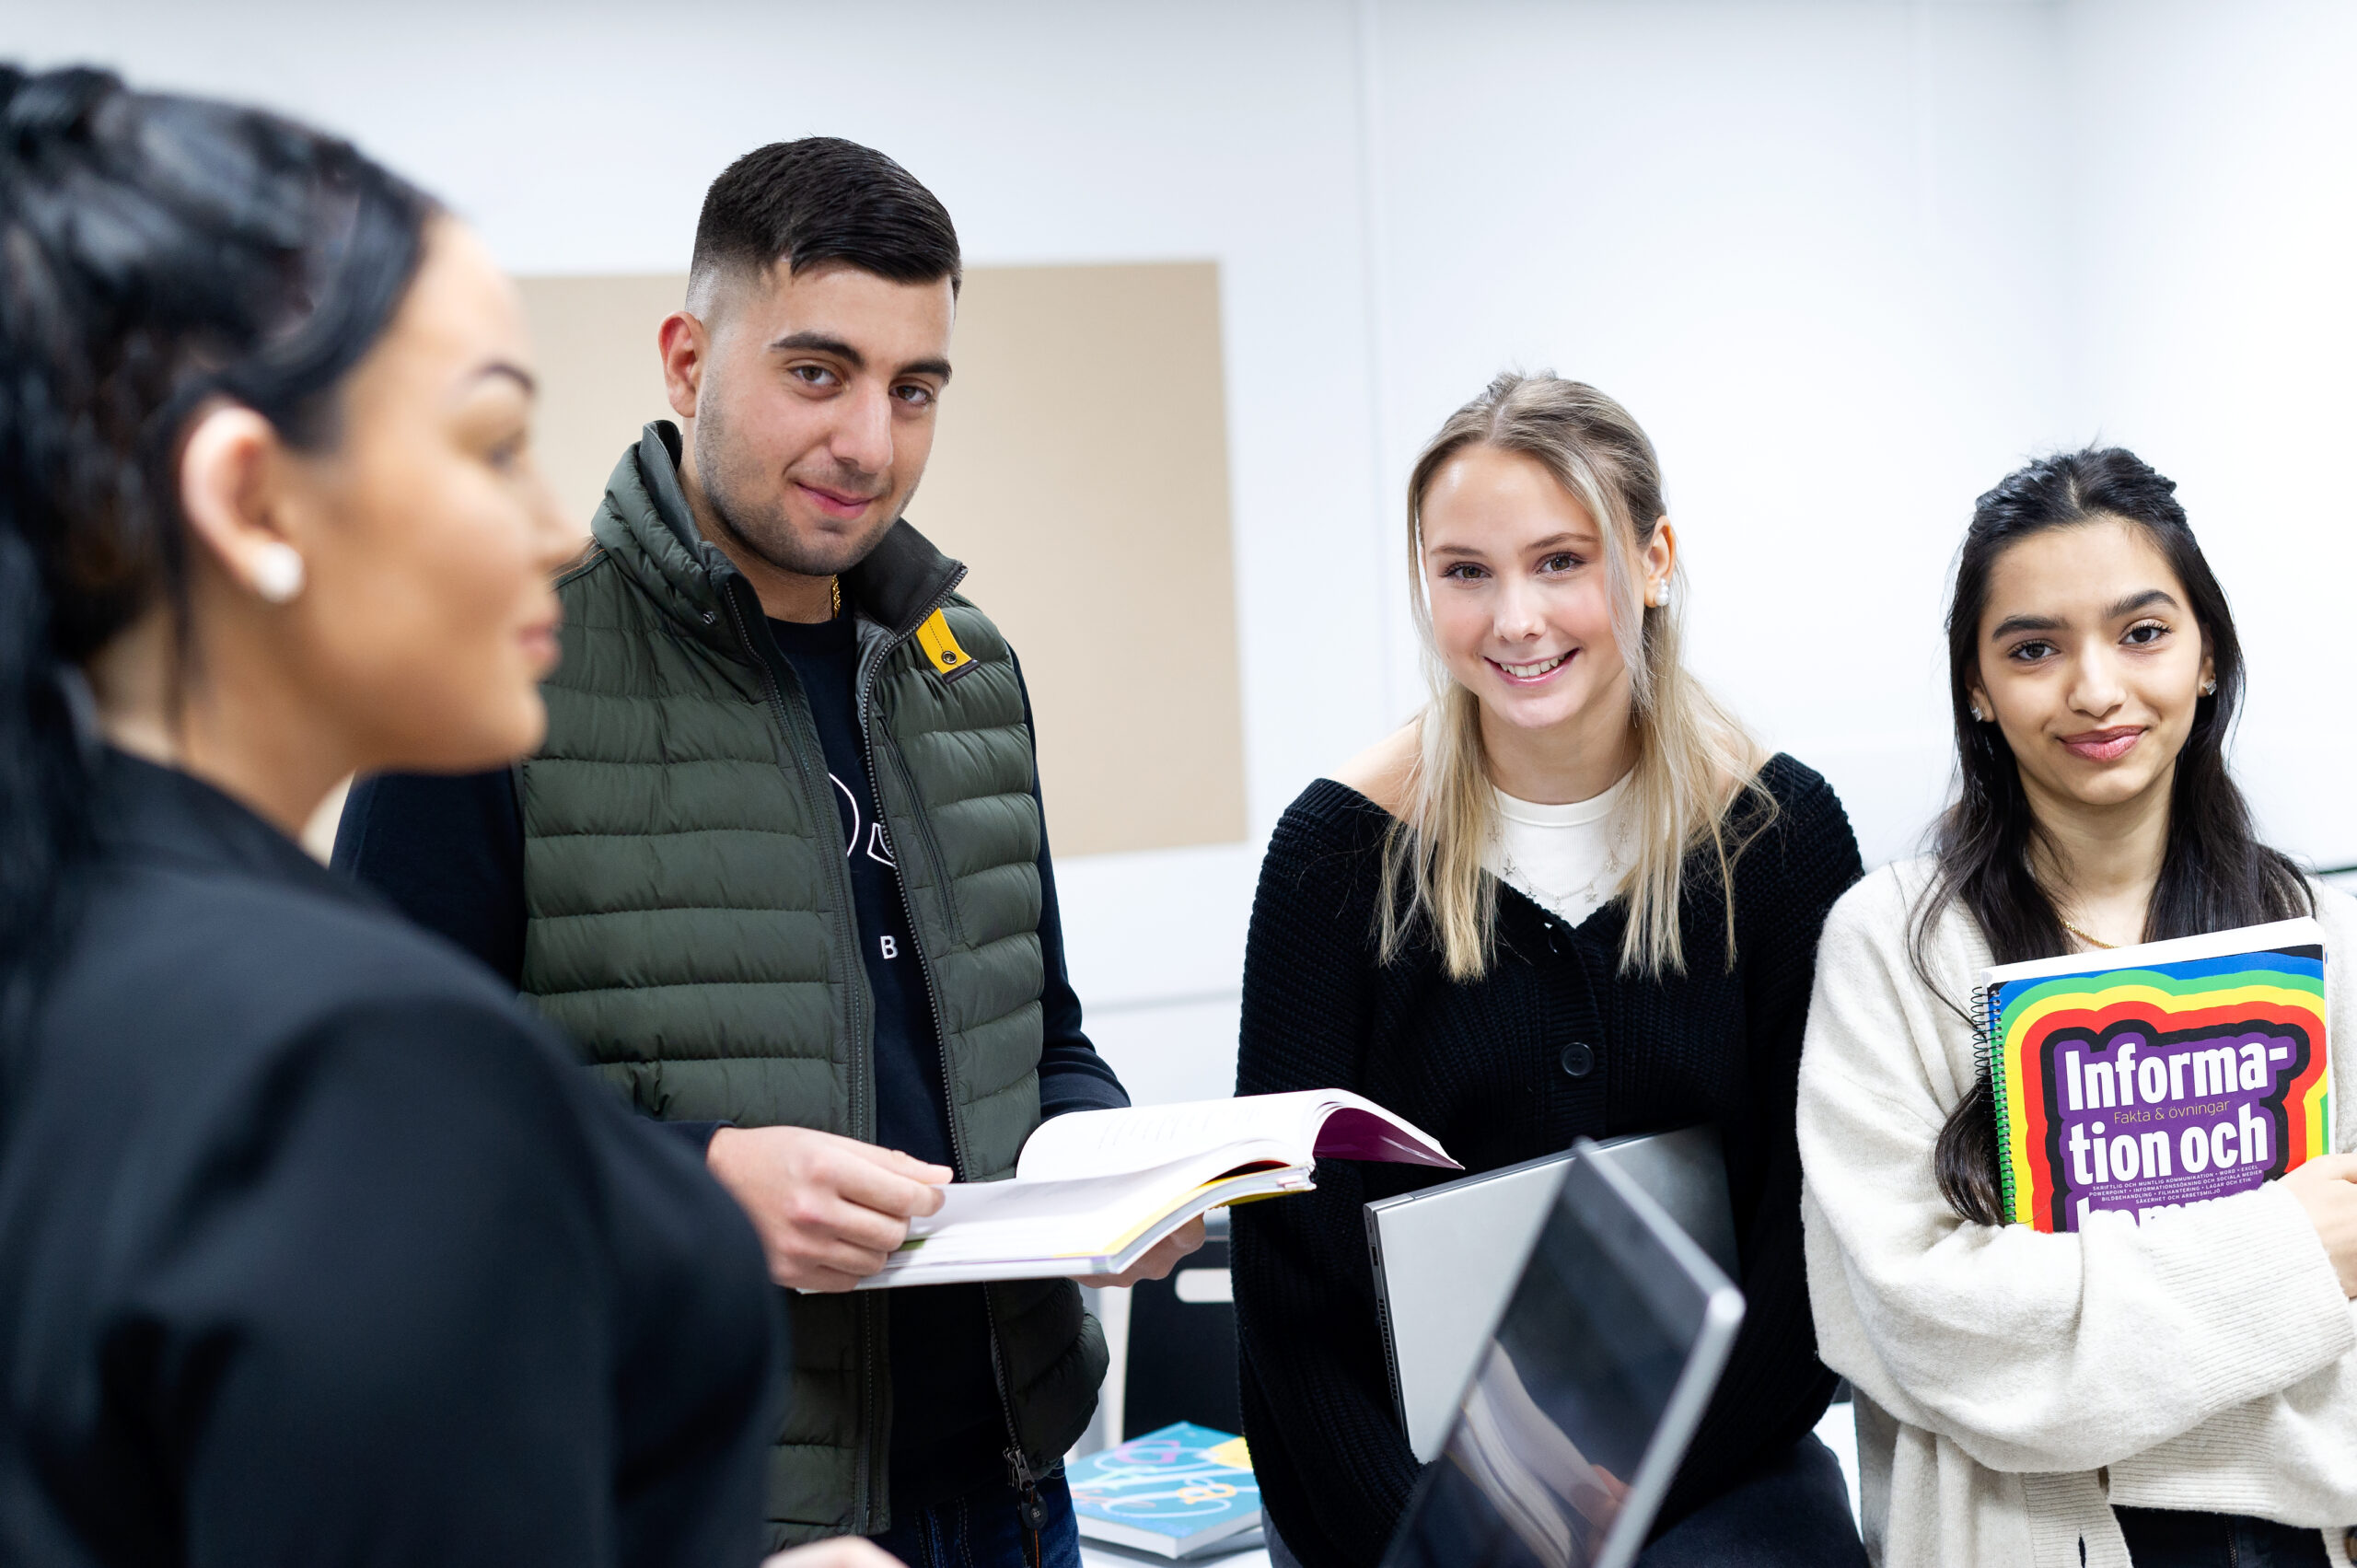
1380;1144;1742;1568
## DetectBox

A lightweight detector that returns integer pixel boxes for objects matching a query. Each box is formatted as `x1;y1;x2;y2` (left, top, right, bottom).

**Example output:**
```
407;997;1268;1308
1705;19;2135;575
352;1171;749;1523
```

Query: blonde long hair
1379;373;1771;981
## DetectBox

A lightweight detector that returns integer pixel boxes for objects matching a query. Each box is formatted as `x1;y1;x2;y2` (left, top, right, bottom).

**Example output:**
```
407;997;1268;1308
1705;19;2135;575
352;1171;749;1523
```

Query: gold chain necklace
2058;914;2119;950
830;575;842;616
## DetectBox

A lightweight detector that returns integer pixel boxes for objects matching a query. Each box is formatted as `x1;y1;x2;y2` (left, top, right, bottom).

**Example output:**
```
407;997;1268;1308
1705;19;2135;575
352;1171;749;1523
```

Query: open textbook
853;1090;1457;1289
1978;917;2331;1233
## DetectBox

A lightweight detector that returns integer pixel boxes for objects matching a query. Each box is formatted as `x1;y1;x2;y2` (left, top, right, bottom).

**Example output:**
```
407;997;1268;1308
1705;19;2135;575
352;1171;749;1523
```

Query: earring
1968;704;1985;723
1649;580;1669;609
2201;676;2217;696
250;542;306;604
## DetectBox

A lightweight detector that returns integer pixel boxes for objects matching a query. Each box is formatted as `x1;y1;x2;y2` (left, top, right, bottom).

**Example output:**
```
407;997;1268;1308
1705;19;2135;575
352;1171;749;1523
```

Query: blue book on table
1068;1421;1262;1560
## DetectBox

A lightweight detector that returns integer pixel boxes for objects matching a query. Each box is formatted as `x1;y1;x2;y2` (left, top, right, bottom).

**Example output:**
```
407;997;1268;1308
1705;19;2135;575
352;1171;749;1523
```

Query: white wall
2060;0;2357;868
1362;0;2073;874
12;1;2351;1101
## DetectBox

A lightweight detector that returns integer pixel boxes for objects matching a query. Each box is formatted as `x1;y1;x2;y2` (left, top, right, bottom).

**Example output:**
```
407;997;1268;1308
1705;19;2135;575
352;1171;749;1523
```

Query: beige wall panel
517;273;683;532
918;262;1246;856
513;263;1247;858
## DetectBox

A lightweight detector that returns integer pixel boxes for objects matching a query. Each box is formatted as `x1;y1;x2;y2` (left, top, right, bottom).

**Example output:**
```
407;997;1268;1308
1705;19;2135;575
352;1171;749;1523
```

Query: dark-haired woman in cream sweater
1801;448;2357;1568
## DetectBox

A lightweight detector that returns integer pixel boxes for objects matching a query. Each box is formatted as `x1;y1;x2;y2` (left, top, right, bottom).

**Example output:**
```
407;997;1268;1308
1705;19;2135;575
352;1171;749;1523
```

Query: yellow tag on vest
914;609;977;681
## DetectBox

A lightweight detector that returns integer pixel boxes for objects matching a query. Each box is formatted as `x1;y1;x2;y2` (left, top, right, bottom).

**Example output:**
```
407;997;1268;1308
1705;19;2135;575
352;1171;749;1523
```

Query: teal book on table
1068;1422;1262;1560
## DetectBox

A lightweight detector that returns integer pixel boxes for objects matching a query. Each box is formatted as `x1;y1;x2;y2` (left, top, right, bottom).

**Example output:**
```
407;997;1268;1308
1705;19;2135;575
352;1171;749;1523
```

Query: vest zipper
714;569;886;1531
855;600;1046;1551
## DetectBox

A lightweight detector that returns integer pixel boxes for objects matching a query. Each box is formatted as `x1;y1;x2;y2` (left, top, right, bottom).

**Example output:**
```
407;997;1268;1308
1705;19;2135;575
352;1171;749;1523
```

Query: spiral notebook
1975;916;2331;1233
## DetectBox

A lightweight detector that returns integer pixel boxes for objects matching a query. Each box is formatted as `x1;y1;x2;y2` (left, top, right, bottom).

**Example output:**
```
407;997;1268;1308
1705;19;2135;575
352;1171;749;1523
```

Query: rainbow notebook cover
1980;917;2330;1234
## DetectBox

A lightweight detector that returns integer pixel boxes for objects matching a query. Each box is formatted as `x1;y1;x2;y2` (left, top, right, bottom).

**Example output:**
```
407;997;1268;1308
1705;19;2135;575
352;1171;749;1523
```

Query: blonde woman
1230;375;1867;1568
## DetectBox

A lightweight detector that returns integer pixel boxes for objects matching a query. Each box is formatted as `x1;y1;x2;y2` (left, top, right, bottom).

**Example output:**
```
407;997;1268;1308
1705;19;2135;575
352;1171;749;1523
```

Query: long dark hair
0;66;431;1001
1920;447;2311;1223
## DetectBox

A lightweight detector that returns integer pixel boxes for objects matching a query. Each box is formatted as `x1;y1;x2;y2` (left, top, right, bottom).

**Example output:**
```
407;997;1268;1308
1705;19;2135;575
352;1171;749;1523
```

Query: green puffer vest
518;424;1106;1545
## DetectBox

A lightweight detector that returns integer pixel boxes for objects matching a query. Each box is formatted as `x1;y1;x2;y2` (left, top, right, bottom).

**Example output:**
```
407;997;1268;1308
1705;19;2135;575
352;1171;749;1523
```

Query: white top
1482;770;1632;927
1798;857;2357;1568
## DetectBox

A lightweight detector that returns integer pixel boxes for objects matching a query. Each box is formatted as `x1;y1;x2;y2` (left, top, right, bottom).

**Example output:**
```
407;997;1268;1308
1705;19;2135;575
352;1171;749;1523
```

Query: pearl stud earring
250;542;306;605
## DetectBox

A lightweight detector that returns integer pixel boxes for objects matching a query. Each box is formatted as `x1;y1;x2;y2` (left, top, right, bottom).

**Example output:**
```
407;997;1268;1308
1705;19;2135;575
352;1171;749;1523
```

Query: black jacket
1229;755;1863;1567
0;752;782;1566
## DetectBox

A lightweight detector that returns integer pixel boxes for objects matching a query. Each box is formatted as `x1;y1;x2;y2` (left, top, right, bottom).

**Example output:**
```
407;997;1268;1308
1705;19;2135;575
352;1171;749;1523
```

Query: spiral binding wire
1968;982;1995;1082
1971;981;2017;1219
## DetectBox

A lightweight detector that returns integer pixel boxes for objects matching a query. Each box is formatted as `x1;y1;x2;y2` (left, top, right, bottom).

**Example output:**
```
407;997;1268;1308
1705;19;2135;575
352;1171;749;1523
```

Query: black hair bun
2;65;121;155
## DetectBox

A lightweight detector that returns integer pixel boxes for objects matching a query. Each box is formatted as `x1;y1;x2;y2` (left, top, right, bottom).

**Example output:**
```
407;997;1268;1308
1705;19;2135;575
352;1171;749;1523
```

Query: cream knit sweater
1799;858;2357;1568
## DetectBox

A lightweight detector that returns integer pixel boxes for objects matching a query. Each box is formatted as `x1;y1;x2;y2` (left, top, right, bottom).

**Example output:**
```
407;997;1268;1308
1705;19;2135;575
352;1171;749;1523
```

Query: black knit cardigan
1229;754;1863;1567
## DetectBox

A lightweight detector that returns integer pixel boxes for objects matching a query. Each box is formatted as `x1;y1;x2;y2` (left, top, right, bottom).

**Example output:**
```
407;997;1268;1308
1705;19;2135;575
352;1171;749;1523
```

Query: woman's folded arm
1798;877;2354;1477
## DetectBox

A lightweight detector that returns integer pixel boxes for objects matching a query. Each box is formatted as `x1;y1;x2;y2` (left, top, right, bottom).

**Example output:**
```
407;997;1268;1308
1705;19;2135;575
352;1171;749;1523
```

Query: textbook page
860;1160;1310;1287
904;1148;1286;1259
842;1092;1456;1289
1014;1090;1455;1182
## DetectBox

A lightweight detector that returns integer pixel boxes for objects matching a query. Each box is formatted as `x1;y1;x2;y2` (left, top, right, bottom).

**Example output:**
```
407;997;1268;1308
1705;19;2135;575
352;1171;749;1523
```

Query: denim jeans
2112;1506;2330;1568
868;1475;1081;1568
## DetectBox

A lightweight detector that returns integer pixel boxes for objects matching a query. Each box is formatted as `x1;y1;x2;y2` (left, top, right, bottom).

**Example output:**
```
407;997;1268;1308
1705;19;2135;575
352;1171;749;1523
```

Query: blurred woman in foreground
0;65;888;1567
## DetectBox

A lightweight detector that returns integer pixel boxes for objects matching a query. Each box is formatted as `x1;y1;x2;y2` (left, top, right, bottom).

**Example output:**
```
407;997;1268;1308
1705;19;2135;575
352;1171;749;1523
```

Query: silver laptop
1365;1126;1736;1462
1379;1139;1745;1568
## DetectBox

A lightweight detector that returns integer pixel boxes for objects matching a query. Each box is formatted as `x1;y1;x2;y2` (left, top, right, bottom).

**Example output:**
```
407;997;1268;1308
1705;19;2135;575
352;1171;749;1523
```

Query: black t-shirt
765;613;951;1166
759;612;1000;1504
332;610;1125;1514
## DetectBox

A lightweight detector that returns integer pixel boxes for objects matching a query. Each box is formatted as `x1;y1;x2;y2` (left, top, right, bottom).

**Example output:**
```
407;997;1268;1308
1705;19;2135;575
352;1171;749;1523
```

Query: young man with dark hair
335;137;1197;1565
